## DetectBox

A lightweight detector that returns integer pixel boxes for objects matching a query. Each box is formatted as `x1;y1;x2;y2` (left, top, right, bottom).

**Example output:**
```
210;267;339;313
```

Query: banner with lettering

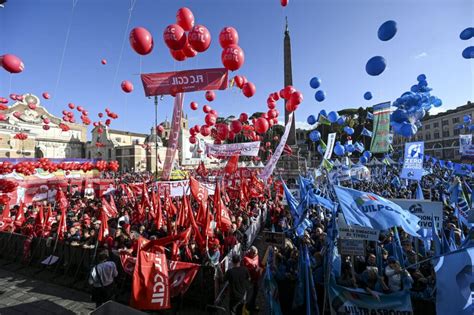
206;141;261;157
161;93;184;180
130;249;171;310
155;180;215;197
400;141;424;180
259;112;293;181
370;102;391;153
141;68;228;96
391;199;443;229
324;133;337;160
459;134;472;154
329;277;413;315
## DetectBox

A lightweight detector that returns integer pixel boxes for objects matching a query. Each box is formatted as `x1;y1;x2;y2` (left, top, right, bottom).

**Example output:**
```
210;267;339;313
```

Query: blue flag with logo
361;127;373;137
435;247;474;315
416;181;425;200
282;179;299;220
400;141;424;181
334;185;421;236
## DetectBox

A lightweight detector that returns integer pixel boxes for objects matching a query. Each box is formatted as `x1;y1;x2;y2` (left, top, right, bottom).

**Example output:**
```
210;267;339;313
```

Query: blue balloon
433;98;442;107
363;150;372;159
344;126;354;135
359;156;368;164
366;56;387;76
309;130;321;142
417;74;426;82
334;142;345;156
460;27;473;40
378;20;397;41
309;77;321;89
463;115;472;123
410;85;419;93
399;122;418;137
317;144;326;155
319;109;327;117
327;111;339;123
307;115;317;125
391;109;408;123
346;144;355;153
363;91;373;100
470;125;474;132
336;117;345;125
315;90;326;102
462;46;474;59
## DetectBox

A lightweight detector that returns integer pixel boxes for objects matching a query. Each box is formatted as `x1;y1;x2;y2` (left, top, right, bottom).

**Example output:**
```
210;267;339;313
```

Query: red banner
141;68;228;96
130;248;171;310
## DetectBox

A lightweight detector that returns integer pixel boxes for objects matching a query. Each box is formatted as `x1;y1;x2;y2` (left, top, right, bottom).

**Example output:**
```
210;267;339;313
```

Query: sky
1;0;473;137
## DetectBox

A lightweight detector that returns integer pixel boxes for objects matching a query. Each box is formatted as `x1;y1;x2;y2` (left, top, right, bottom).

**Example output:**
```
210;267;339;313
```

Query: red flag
189;177;208;210
109;195;119;216
168;261;200;297
214;182;231;232
56;188;68;213
130;247;171;310
184;194;204;246
44;204;54;237
155;196;164;230
119;252;136;276
224;155;239;174
98;207;109;242
0;200;12;232
57;205;67;240
196;161;208;177
34;205;45;237
102;196;117;218
14;202;26;228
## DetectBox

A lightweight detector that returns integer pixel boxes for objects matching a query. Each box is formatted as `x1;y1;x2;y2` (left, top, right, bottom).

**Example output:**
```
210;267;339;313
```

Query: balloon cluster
0;159;120;176
391;74;442;137
163;7;212;62
233;75;256;98
220;27;245;71
0;179;18;193
460;27;474;59
13;132;28;140
0;54;25;74
309;77;325;102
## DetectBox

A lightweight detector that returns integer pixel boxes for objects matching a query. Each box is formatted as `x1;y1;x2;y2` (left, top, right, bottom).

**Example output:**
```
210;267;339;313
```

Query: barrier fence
0;207;267;312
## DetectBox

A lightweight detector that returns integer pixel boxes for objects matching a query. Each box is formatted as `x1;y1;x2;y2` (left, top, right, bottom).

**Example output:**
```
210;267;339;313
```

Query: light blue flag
308;189;335;211
366;111;374;120
282;179;299;220
391;176;401;188
334;185;421;236
264;249;283;315
441;230;451;254
435;247;474;315
431;214;442;256
361;127;373;137
416;181;424;200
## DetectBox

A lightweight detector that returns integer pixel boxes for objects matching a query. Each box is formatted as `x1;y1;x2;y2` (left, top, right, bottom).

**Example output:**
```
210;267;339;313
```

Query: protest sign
391;199;443;229
324;133;336;160
262;231;285;247
339;239;366;256
400;141;424;180
338;226;379;242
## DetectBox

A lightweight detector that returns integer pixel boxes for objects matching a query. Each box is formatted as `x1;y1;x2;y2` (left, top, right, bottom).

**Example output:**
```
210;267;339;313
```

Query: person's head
388;256;398;267
98;250;109;262
402;240;413;252
232;254;241;266
367;254;376;265
248;246;258;258
366;266;378;279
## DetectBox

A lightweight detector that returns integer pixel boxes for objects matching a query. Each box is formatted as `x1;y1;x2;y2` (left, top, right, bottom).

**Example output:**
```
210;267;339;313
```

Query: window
425;133;431;140
116;148;122;156
108;149;112;158
434;132;440;138
452;117;460;124
116;137;122;143
442;120;448;126
425;124;430;130
454;129;461;136
443;131;450;137
433;122;439;128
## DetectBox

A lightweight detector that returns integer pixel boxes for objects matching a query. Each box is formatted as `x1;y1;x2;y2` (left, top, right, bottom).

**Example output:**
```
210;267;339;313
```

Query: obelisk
284;17;296;146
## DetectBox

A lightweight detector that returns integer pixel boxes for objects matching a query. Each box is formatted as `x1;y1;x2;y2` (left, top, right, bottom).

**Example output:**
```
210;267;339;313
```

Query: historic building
393;102;474;161
0;94;86;159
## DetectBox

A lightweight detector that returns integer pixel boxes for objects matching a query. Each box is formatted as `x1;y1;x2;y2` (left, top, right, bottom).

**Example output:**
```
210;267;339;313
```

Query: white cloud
295;121;313;130
414;52;428;59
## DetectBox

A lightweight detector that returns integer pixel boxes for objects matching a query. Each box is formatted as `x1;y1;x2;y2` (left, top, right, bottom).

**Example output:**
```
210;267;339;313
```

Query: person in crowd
224;254;251;315
89;250;118;308
385;256;413;292
243;246;262;311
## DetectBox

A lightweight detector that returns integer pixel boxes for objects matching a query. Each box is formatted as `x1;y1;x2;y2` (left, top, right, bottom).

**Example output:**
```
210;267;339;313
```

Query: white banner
324;133;336;160
156;180;215;197
259;112;293;181
391;199;443;229
206;141;261;157
340;239;366;256
338;226;380;241
460;134;472;154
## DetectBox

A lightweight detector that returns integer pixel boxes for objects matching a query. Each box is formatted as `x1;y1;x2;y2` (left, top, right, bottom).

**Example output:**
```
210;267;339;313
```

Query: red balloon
203;105;211;113
262;113;269;120
121;80;133;93
281;0;289;6
164;24;187;51
228;131;235;140
101;59;107;65
205;114;217;126
239;113;248;122
189;136;197;144
1;54;24;73
190;102;198;110
254;117;269;134
193;124;201;133
28;103;37;110
42;92;50;100
0;114;7;121
129;27;154;55
98;113;103;118
216;123;229;140
221;45;245;71
282;85;296;99
105;119;111;126
43;125;50;130
234;75;244;88
182;42;198;58
188;25;211;52
176;7;195;31
289;91;303;106
267;98;276;109
82;110;89;116
242;82;256;98
68;103;75;109
268;109;278;119
170;49;187;61
285;101;297;113
214;139;222;145
200;125;211;136
219;27;239;49
156;125;165;134
77;106;83;112
230;120;242;133
209;109;218;116
205;90;215;102
272;92;280;101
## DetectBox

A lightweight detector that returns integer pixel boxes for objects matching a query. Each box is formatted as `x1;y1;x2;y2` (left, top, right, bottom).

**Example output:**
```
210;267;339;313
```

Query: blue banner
400;141;424;180
435;247;474;315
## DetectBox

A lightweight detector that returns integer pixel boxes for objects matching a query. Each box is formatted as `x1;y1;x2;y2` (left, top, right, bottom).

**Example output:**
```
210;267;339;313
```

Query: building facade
393;102;474;161
0;94;87;159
